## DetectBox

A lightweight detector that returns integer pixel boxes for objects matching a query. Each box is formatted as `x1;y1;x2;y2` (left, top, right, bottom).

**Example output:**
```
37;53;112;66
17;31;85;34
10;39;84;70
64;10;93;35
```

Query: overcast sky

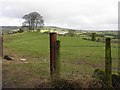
0;0;119;30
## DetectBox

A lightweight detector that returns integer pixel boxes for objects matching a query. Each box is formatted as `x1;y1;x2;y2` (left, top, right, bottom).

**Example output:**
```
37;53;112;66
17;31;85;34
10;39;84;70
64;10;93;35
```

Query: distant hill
1;26;118;34
2;26;21;34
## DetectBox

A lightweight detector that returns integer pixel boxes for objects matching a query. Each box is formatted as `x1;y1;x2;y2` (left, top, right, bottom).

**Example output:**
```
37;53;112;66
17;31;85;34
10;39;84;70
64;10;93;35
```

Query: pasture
2;31;118;88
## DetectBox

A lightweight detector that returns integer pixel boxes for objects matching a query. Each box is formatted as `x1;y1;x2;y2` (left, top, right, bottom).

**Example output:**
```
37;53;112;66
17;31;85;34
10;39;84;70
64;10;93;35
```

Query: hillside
2;31;118;88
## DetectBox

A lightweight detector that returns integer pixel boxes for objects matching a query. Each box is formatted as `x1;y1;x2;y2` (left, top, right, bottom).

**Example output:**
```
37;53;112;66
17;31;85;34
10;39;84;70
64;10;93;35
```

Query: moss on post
0;36;3;58
105;38;112;87
56;40;60;78
118;31;120;76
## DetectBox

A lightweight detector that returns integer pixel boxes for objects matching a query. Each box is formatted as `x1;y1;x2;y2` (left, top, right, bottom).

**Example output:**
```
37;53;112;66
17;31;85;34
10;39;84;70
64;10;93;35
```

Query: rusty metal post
105;38;112;87
50;33;57;79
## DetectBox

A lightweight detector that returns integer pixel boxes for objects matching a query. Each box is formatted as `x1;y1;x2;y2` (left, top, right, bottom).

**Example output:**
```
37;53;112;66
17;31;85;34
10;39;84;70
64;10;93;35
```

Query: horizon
0;25;118;31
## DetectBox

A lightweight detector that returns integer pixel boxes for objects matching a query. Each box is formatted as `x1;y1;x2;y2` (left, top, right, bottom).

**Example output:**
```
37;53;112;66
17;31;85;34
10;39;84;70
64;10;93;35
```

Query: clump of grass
35;75;106;89
35;78;82;89
89;78;105;88
51;78;82;89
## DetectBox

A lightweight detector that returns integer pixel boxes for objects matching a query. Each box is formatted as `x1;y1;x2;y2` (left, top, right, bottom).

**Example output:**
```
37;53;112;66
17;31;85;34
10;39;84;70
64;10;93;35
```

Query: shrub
91;33;96;41
18;29;24;33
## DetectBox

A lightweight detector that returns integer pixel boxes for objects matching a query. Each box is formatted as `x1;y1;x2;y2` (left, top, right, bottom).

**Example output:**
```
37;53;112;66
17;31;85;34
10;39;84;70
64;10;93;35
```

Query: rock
112;74;120;88
92;69;105;80
93;69;120;88
4;55;13;60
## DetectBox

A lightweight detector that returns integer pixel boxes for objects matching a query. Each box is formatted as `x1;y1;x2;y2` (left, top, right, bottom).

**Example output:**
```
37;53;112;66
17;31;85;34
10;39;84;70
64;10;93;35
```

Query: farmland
2;31;118;88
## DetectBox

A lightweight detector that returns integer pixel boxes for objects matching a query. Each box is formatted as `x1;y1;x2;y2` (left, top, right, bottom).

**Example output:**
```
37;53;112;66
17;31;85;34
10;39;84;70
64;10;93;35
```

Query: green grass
3;32;118;87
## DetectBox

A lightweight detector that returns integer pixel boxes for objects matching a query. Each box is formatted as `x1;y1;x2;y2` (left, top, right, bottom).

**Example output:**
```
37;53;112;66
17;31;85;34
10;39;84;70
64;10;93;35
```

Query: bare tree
22;12;44;31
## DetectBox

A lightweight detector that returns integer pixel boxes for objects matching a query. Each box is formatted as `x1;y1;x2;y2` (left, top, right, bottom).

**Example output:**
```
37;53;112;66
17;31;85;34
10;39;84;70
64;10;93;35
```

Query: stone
4;55;13;60
92;69;120;88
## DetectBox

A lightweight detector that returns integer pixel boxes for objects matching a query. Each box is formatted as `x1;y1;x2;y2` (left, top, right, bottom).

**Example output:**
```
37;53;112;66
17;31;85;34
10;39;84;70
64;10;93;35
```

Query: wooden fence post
118;31;120;75
105;38;112;87
0;36;3;58
50;33;57;79
55;40;60;78
118;1;120;76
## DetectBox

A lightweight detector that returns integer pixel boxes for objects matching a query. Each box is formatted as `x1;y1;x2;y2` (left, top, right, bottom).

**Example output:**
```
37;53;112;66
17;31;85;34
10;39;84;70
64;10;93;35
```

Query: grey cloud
0;0;118;30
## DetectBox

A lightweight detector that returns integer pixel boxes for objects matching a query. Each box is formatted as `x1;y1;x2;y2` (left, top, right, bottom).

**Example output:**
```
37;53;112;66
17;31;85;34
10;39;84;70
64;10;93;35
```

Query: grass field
2;32;118;88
